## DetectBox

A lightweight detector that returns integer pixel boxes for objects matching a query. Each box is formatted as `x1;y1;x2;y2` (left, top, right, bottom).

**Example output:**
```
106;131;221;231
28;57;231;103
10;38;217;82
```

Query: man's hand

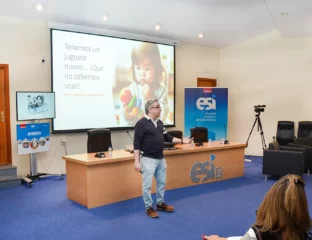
134;160;141;172
182;137;193;144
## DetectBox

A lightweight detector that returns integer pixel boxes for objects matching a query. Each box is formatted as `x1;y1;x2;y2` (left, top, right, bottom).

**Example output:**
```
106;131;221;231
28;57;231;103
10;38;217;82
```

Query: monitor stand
21;120;64;188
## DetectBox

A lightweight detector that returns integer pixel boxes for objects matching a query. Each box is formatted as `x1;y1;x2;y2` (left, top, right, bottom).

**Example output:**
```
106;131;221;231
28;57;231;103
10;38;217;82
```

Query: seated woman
203;174;311;240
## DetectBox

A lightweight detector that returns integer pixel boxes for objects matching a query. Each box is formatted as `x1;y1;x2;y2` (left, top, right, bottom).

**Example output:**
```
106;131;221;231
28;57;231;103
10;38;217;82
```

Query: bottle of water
220;138;224;144
108;146;113;157
191;139;194;148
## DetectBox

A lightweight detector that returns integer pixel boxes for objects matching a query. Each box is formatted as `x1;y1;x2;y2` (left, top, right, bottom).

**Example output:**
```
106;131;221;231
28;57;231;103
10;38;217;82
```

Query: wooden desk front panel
66;161;88;207
166;147;244;190
86;160;149;208
66;146;244;208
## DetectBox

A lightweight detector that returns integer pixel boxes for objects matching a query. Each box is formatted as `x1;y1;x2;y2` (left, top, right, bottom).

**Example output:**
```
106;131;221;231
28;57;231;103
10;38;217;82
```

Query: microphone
126;131;134;153
223;124;229;144
126;131;134;142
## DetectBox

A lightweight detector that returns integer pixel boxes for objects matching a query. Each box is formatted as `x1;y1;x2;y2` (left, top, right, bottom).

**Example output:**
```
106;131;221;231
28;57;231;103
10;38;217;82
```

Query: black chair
87;128;112;153
276;121;295;146
297;121;312;138
289;137;312;174
263;141;305;180
167;130;183;139
190;127;208;143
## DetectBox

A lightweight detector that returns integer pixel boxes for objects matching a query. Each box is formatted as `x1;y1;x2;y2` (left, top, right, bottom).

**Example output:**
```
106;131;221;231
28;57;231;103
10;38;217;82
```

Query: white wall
220;30;312;156
175;42;220;132
0;16;220;175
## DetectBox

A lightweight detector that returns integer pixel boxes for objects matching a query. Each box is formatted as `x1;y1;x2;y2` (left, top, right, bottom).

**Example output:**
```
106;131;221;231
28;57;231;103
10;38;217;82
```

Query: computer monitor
16;91;55;121
190;127;208;143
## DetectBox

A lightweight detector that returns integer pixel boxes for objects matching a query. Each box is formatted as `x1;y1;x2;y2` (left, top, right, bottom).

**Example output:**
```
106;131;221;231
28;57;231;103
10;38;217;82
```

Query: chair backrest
298;121;312;138
167;130;183;139
190;127;208;143
276;121;294;145
87;128;112;153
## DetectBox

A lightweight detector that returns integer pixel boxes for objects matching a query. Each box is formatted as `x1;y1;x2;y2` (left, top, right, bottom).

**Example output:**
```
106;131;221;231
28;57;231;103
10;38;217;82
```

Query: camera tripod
246;112;267;150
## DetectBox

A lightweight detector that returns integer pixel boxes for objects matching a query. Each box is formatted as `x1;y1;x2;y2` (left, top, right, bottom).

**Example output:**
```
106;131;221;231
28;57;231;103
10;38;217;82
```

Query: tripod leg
246;118;258;146
262;135;267;149
257;118;267;149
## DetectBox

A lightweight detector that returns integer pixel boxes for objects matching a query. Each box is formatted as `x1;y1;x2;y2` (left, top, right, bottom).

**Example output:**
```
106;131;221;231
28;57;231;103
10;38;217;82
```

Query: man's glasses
151;106;161;109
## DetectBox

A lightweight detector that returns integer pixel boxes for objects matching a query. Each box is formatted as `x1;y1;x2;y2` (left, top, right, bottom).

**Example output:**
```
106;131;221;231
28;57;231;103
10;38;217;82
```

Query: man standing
133;99;192;218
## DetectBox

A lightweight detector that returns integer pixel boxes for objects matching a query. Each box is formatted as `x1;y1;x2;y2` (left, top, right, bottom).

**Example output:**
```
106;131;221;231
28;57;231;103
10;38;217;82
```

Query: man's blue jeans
140;156;167;209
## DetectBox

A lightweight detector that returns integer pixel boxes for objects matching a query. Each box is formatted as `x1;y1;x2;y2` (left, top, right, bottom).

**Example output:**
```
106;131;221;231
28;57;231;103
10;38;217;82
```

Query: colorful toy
137;110;144;119
136;98;142;108
127;95;137;110
120;88;132;104
131;107;140;116
120;88;145;120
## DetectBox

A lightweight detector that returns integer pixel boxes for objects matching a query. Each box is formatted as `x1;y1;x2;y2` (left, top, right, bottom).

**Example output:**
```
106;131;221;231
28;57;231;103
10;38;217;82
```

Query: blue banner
16;123;50;155
184;88;228;141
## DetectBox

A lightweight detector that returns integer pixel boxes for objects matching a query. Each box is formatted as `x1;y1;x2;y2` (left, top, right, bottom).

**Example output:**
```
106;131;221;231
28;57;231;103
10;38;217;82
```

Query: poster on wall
184;88;228;141
16;123;50;155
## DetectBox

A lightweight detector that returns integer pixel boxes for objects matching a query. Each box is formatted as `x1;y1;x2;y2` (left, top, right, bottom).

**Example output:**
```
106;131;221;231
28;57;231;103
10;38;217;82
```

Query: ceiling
0;0;311;48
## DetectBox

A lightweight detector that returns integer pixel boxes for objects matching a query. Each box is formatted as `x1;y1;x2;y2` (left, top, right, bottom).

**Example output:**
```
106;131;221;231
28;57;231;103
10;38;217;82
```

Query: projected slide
51;29;175;132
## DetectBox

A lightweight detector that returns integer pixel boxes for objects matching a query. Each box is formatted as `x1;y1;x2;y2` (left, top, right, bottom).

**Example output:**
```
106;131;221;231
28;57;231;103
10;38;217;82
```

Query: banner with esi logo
184;88;228;141
16;123;50;155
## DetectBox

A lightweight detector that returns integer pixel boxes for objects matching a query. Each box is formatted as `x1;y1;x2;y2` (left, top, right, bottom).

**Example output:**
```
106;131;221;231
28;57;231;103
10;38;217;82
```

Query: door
197;78;217;87
0;64;12;165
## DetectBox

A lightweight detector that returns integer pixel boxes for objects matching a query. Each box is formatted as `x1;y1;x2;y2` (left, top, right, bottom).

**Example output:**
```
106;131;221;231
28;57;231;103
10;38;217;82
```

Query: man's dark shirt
134;117;173;159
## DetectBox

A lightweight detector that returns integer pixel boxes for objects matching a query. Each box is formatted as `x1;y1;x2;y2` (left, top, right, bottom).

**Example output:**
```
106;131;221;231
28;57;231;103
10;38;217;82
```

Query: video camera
254;105;266;113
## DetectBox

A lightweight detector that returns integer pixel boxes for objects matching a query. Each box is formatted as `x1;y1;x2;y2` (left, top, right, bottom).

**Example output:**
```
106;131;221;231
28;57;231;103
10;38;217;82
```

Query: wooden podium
63;141;246;209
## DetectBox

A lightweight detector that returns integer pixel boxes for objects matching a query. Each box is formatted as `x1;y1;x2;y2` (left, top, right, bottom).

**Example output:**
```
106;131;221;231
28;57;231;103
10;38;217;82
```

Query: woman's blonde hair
130;42;165;84
255;174;311;240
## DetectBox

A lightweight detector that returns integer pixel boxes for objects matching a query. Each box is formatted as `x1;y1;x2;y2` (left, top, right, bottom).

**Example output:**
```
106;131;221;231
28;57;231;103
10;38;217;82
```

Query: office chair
276;121;295;146
190;127;208;143
167;130;183;139
87;128;112;153
263;141;305;180
297;121;312;138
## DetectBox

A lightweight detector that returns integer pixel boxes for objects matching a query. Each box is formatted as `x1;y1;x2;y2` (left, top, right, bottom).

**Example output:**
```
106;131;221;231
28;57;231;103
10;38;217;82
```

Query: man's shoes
157;202;175;212
146;206;159;218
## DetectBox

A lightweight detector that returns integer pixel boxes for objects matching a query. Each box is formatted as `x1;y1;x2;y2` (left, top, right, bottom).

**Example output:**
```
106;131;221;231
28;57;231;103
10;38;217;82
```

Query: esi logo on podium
196;97;216;110
190;154;223;183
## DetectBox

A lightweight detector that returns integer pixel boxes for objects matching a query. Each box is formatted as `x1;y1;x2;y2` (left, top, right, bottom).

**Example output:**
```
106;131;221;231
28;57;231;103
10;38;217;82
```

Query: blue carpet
0;156;311;240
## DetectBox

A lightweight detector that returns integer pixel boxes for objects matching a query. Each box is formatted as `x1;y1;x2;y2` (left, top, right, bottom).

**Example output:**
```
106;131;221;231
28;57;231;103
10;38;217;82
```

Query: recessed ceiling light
198;33;204;38
154;24;161;30
35;4;43;11
102;14;109;21
281;12;288;16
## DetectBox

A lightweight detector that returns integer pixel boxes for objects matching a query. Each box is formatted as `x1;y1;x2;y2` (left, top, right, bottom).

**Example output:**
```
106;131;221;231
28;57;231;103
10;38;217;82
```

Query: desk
63;141;246;209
